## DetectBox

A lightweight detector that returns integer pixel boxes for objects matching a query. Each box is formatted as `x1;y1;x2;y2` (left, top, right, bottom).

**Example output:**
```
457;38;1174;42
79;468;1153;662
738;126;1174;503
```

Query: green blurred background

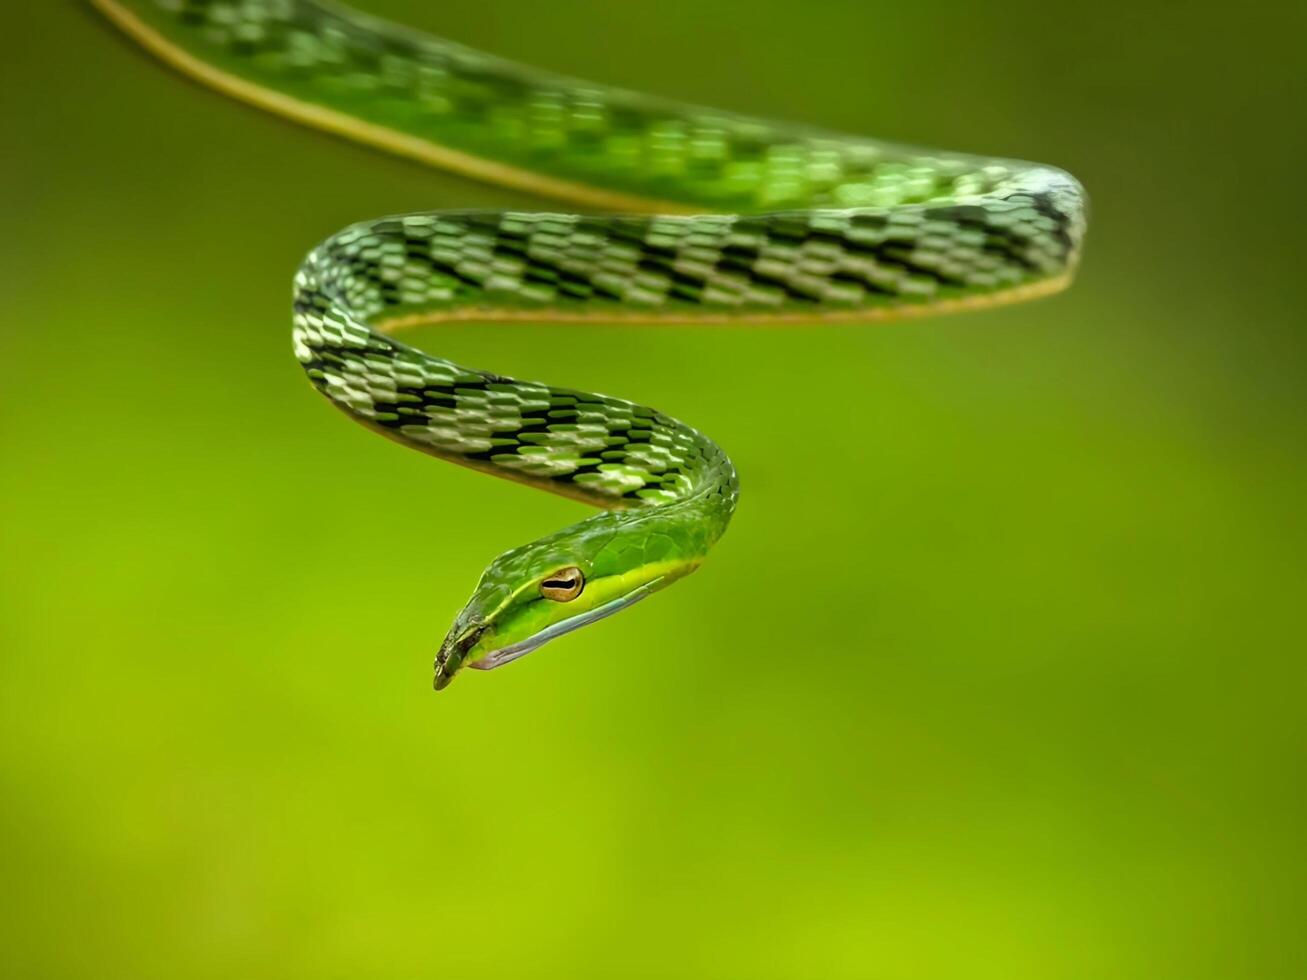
2;2;1304;977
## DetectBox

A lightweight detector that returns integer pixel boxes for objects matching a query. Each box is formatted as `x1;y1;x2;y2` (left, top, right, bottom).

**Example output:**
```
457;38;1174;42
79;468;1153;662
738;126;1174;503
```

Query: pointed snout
433;622;485;691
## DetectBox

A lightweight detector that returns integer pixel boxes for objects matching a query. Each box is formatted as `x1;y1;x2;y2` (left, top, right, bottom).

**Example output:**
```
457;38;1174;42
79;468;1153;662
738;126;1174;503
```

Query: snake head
433;513;702;690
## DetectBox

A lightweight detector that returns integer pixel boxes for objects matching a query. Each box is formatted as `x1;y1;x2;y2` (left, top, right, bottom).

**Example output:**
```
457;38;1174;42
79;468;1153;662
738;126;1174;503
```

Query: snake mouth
433;573;670;690
469;576;667;672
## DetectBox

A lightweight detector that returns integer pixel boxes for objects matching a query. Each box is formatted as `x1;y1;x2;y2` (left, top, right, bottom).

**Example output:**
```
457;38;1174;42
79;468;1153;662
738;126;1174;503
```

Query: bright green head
433;511;703;690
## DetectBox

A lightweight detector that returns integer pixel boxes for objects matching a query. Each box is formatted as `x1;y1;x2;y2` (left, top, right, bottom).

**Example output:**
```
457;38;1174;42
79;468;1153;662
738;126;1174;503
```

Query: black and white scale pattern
104;0;1086;540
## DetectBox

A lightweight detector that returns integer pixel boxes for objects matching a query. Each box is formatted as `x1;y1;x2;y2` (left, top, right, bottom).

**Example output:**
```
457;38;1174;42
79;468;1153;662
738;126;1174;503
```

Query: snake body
91;0;1087;689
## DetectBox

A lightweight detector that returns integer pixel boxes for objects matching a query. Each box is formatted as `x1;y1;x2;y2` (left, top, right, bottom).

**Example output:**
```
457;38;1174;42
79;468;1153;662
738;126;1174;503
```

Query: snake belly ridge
91;0;1087;689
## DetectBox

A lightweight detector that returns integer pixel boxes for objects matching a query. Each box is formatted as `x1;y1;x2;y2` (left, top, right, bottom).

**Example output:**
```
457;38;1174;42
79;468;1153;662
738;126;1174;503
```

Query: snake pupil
540;568;585;601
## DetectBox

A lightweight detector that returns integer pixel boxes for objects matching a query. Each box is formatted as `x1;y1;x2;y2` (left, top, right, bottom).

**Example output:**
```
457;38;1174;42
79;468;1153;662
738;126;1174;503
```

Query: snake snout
433;622;486;690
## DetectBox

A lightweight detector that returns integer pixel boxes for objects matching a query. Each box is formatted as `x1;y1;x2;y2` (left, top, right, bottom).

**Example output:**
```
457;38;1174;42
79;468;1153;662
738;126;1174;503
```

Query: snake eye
540;566;585;602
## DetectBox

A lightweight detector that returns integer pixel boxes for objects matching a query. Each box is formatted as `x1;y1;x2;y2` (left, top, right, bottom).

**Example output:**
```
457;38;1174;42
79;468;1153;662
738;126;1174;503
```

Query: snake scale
90;0;1087;689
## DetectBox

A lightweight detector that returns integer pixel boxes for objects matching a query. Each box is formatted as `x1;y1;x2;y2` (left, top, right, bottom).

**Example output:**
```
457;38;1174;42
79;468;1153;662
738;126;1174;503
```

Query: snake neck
293;220;741;518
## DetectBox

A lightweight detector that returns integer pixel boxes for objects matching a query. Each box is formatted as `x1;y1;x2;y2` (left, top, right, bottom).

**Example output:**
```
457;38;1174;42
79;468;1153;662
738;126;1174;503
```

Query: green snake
91;0;1087;689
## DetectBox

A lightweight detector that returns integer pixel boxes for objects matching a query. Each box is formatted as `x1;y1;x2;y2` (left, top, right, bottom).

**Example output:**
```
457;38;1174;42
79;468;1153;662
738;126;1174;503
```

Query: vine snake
91;0;1087;689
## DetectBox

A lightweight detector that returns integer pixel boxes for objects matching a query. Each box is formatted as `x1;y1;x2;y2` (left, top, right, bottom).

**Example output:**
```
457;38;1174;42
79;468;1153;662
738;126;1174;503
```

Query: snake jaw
470;576;667;672
431;565;681;690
